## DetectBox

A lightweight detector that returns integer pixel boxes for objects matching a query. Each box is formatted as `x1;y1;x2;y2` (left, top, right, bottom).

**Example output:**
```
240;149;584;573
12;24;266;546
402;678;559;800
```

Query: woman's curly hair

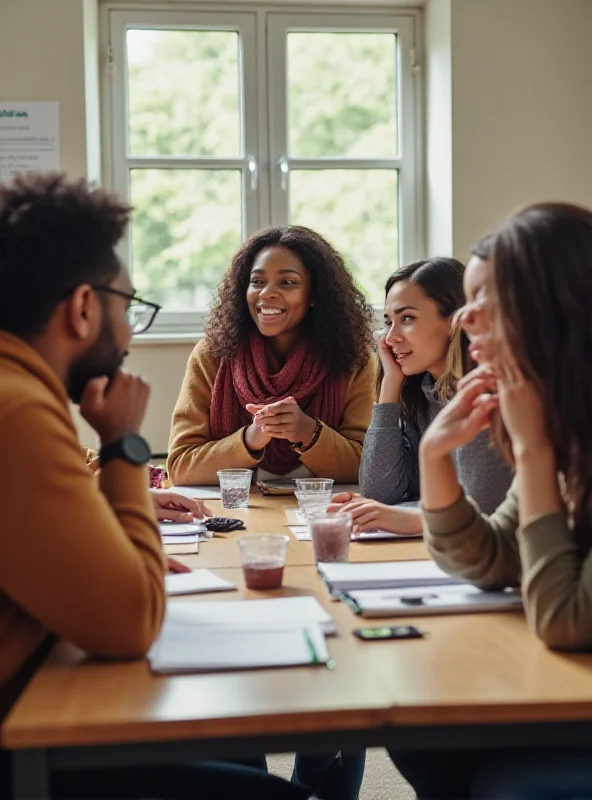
205;225;374;376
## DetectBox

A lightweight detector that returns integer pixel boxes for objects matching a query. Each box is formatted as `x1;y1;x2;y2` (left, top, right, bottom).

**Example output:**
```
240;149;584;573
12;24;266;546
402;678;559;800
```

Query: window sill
131;332;203;346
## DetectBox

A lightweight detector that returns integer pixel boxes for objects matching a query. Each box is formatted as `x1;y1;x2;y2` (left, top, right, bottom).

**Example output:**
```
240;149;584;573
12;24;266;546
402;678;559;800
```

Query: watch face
122;434;151;465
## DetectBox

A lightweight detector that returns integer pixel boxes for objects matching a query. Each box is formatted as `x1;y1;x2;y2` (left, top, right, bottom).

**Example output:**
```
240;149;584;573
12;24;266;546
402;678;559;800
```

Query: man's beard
68;315;127;404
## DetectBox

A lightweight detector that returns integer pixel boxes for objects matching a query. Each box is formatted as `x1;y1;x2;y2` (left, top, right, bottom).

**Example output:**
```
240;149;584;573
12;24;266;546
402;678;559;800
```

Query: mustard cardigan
168;339;376;486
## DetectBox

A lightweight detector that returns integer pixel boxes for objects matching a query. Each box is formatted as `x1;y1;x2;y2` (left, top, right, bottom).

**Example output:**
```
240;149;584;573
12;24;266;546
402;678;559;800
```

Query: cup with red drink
237;534;289;590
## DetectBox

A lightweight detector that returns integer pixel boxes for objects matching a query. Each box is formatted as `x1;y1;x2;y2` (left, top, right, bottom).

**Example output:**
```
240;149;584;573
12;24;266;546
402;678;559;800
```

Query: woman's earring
310;302;315;308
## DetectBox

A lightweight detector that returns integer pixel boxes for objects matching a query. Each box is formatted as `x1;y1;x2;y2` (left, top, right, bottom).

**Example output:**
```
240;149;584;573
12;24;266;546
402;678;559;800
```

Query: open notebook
345;584;522;617
318;560;464;594
148;597;333;673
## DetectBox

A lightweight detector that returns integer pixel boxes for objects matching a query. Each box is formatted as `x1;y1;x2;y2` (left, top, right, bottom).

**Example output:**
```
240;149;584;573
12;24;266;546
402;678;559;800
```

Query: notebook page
165;569;237;596
161;596;336;634
149;623;329;673
170;486;222;500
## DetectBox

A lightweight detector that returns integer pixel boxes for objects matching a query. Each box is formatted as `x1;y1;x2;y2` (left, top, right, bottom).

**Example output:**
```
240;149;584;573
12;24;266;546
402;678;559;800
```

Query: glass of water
217;469;253;509
294;478;334;520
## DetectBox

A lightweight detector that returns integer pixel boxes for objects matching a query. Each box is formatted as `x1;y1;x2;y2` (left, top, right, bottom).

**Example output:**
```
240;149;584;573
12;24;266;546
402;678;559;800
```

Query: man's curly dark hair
205;226;374;376
0;172;130;338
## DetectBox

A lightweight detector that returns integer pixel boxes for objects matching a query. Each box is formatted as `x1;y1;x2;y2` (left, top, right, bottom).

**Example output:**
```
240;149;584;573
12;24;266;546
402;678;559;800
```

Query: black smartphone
353;625;424;641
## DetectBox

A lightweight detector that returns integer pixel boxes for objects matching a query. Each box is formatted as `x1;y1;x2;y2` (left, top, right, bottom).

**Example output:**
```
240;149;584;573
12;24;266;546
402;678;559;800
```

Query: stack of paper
346;584;522;617
160;522;207;555
148;596;334;673
165;569;237;596
318;560;464;593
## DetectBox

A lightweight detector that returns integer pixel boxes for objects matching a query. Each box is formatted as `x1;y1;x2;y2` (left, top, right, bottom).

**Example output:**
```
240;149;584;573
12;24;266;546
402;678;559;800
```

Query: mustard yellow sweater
0;332;166;701
168;339;376;485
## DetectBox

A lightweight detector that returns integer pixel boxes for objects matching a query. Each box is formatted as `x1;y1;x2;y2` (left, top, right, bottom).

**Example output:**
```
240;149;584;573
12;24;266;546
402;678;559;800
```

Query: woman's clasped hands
244;396;317;451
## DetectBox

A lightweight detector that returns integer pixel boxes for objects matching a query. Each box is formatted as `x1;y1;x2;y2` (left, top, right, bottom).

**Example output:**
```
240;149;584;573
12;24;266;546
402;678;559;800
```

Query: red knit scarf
210;331;347;475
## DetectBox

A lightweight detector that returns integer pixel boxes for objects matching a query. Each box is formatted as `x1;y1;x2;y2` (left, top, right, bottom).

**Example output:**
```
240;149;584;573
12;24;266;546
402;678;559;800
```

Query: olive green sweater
423;477;592;651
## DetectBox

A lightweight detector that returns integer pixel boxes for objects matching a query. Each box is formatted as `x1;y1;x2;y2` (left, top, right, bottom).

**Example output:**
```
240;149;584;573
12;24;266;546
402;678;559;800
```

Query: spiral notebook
345;584;522;617
318;560;463;593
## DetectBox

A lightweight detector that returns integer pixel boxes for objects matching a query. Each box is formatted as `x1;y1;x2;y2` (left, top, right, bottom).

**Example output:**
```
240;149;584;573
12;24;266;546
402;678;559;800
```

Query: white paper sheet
289;525;311;540
161;534;200;545
165;569;236;596
159;522;207;537
160;595;336;635
284;508;304;525
170;485;222;500
351;530;422;541
0;101;60;180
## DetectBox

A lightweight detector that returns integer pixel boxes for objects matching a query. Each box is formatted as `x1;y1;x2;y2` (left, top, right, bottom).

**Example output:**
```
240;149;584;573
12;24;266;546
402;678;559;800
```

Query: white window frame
267;12;420;264
101;4;423;338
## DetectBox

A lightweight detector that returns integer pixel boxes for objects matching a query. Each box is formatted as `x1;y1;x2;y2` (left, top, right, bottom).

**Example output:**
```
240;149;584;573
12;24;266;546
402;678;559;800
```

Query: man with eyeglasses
0;173;309;800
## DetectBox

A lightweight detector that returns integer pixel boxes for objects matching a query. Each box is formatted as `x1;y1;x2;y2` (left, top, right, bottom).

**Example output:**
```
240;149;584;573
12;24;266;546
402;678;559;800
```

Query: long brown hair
476;202;592;553
381;258;472;422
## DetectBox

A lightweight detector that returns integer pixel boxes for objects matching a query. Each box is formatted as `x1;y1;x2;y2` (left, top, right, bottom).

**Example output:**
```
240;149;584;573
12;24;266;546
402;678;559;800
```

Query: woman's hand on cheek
421;378;498;459
377;336;405;403
496;359;551;461
252;397;317;444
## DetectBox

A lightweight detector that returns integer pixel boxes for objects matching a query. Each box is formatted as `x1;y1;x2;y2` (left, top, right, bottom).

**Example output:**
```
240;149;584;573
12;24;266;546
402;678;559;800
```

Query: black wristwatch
99;434;151;468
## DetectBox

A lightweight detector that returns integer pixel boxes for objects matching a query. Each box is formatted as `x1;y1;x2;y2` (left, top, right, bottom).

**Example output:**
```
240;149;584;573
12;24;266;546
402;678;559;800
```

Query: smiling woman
342;258;514;538
167;225;376;487
166;225;375;797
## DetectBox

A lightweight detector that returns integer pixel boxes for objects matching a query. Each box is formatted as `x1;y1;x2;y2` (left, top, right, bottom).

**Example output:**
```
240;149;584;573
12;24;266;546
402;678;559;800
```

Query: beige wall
0;0;89;177
125;342;196;454
426;0;592;259
3;0;592;453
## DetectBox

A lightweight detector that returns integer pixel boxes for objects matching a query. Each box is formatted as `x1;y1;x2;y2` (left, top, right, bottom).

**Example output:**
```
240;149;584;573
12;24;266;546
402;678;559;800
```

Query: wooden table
5;493;592;799
191;493;430;568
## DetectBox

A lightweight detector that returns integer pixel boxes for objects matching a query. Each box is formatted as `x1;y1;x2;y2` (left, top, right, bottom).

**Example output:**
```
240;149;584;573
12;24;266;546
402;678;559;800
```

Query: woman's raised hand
420;369;498;459
377;335;405;403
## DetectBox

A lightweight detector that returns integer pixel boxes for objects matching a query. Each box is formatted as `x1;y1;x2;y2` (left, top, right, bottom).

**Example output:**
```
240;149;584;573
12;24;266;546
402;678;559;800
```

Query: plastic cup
217;469;252;509
309;511;352;564
295;478;334;493
294;478;334;520
237;534;289;590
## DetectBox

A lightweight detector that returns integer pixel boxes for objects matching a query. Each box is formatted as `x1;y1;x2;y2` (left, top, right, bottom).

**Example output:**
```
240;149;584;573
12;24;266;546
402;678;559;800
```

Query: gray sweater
359;374;513;515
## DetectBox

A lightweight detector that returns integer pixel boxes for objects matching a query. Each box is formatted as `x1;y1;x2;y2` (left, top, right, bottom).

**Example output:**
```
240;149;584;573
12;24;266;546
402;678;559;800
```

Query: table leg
11;749;49;800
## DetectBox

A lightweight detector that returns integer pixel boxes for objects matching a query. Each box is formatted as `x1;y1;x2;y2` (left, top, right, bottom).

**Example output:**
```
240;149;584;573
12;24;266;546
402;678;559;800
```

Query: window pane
287;32;398;158
130;169;242;310
127;29;241;157
290;170;398;303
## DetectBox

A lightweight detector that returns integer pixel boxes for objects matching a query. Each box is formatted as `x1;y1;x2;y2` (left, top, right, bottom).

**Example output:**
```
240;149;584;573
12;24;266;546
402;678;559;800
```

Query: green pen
304;628;320;665
304;628;336;669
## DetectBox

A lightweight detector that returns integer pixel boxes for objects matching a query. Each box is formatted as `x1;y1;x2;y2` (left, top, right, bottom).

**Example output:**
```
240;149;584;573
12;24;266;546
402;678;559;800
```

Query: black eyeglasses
91;286;162;335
